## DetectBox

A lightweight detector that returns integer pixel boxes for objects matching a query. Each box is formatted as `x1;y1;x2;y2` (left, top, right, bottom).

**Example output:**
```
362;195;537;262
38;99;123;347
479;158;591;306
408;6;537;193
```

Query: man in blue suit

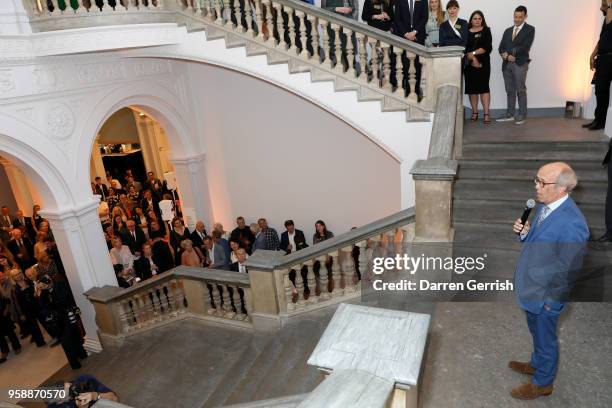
510;162;589;399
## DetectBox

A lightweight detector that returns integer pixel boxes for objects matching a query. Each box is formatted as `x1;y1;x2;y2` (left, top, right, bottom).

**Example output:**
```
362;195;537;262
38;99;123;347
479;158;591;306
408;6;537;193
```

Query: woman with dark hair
425;0;445;47
149;220;175;273
439;0;468;47
112;215;126;236
362;0;394;32
465;10;493;124
313;220;334;244
169;217;190;265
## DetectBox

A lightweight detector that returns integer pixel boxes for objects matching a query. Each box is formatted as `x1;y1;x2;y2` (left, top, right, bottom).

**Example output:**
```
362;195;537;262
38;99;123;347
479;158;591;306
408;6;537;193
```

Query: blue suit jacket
514;197;589;314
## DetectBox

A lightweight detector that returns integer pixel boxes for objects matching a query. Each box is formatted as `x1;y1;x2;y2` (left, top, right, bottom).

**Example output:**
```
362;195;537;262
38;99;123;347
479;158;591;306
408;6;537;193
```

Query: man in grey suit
497;5;535;125
203;236;228;269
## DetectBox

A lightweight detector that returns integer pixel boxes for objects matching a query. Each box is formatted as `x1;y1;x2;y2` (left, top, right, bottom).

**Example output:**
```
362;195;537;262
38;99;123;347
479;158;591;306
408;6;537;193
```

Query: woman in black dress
362;0;394;32
169;217;190;266
464;10;492;124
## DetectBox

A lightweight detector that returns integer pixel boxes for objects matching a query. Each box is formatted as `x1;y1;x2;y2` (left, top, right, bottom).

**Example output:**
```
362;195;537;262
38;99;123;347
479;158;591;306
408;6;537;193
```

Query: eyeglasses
534;177;557;187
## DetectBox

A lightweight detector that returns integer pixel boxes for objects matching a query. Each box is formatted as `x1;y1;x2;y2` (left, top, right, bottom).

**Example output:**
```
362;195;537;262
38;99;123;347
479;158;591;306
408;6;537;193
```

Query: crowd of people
0;205;87;369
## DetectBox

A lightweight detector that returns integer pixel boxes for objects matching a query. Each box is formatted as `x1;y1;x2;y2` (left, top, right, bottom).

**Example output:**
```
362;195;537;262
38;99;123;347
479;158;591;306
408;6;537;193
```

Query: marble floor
0;331;67;405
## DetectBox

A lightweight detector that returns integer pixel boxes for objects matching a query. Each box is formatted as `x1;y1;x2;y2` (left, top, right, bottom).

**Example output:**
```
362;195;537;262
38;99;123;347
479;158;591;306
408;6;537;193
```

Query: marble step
457;166;607;182
462;141;607;161
222;394;308;408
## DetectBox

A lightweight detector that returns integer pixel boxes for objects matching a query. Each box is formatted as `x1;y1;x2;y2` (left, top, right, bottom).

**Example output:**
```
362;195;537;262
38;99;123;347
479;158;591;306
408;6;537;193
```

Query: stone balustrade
244;208;415;329
85;266;253;345
22;0;464;116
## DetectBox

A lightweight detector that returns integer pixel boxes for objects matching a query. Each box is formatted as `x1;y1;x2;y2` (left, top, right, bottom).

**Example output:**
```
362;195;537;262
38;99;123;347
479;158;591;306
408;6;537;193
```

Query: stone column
170;153;214;226
89;135;106;181
0;157;36;214
40;199;118;352
134;112;164;177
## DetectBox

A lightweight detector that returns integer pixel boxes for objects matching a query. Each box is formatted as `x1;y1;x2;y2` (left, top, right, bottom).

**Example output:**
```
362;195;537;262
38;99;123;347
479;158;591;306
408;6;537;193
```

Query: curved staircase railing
22;0;464;117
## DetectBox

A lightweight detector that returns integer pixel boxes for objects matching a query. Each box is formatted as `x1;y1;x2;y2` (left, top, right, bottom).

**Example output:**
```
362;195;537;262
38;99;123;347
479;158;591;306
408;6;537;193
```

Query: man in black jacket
134;244;160;281
230;217;255;253
93;177;109;201
121;220;147;256
279;220;308;254
497;5;535;125
7;229;35;271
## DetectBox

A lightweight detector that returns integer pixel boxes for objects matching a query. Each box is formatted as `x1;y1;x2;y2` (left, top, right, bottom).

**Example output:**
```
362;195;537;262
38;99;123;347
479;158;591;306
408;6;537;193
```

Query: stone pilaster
170;153;214;227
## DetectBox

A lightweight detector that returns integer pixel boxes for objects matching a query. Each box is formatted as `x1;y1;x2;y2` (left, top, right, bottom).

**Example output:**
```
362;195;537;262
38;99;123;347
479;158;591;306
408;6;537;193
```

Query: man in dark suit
12;210;32;240
134;244;160;281
510;162;589;400
0;206;14;244
121;220;147;256
392;0;428;96
190;221;208;254
583;1;612;131
279;220;308;254
230;216;255;253
140;189;161;219
93;177;109;201
497;5;535;125
143;171;165;199
7;229;35;271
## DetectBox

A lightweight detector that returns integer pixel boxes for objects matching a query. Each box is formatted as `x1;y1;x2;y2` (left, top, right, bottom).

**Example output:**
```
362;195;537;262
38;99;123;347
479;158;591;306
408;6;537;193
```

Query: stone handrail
23;0;464;114
244;208;415;325
409;85;459;241
85;265;253;343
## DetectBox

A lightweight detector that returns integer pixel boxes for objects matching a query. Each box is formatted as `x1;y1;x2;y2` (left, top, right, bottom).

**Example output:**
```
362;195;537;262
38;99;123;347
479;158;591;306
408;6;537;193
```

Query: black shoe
20;333;29;339
49;339;61;348
582;121;596;128
36;342;47;348
14;348;21;355
589;121;605;130
70;361;82;370
595;234;612;242
0;357;6;364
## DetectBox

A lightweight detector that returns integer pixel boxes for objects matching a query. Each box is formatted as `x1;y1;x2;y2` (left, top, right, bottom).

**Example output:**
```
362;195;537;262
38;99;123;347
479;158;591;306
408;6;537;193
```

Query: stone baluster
132;295;143;328
286;7;297;53
381;43;392;92
214;0;223;24
357;239;369;281
242;288;253;320
345;28;355;76
157;0;164;7
140;292;152;325
176;279;188;313
255;0;265;41
230;0;240;29
284;272;295;312
367;38;379;83
264;0;275;44
406;52;418;102
331;23;343;72
317;255;329;299
194;0;204;15
341;246;356;293
75;0;87;13
244;0;254;35
221;284;234;318
274;3;286;49
418;57;427;102
393;48;404;96
119;300;130;333
203;282;213;314
205;0;214;20
295;265;306;308
232;285;246;320
209;284;221;315
296;11;308;58
150;288;161;321
330;250;342;297
49;0;61;14
307;15;319;61
186;0;194;11
356;33;366;79
305;260;317;303
321;20;333;69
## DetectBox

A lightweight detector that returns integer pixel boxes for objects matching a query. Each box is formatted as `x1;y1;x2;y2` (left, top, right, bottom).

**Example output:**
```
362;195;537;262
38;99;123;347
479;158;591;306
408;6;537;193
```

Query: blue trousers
526;309;559;386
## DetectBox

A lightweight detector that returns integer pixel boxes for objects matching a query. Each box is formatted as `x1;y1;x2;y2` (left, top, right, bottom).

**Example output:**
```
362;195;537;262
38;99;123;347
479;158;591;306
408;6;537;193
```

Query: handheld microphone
517;199;536;234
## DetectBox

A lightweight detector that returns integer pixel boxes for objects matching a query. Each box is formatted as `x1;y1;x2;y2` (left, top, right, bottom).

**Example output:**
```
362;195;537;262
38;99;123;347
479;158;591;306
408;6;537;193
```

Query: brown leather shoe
508;360;536;375
510;383;553;400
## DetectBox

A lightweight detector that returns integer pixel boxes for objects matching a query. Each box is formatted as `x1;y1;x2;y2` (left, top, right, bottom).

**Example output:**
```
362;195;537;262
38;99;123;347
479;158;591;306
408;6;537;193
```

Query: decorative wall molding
0;23;187;60
44;102;75;140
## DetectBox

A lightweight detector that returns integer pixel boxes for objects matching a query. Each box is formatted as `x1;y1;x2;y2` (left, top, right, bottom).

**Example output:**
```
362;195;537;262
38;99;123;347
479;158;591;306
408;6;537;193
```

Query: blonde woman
425;0;445;47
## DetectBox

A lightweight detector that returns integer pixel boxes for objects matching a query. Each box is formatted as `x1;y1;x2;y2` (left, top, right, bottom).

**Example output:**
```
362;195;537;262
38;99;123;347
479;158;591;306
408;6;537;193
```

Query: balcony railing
22;0;464;114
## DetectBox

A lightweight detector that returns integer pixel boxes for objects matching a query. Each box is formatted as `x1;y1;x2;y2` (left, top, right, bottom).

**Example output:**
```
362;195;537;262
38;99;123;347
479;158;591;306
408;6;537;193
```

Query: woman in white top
109;236;135;273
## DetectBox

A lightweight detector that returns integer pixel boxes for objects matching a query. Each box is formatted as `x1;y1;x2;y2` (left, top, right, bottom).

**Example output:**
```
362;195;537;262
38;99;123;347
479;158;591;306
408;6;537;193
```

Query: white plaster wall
187;62;401;243
456;0;603;110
